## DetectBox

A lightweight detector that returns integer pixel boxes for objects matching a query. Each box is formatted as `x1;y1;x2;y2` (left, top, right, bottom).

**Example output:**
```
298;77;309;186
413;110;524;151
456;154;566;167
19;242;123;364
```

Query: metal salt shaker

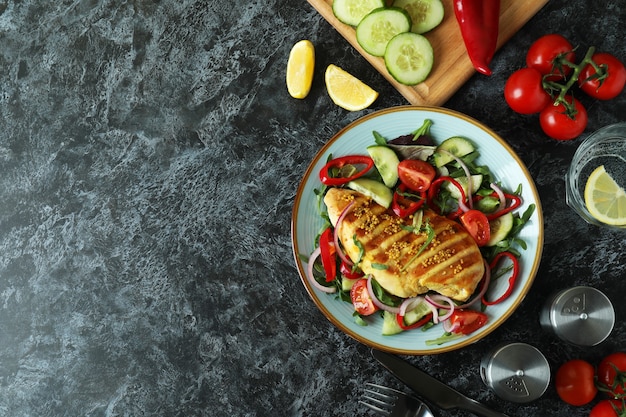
539;286;615;346
480;342;550;403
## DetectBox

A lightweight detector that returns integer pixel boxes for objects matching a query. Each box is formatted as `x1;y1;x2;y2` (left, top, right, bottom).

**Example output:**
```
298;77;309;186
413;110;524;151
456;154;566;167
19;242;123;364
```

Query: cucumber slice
487;211;514;246
382;310;403;335
356;7;412;57
444;174;483;199
347;178;393;208
332;0;385;26
403;300;431;325
384;32;433;85
367;145;400;188
392;0;444;34
341;276;360;291
432;136;476;167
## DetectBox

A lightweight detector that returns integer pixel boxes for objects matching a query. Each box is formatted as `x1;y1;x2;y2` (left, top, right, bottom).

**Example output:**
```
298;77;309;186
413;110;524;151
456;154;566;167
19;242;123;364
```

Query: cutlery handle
459;397;511;417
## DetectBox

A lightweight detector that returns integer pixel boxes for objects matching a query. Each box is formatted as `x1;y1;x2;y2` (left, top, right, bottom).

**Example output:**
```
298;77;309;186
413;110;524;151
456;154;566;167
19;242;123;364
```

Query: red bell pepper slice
453;0;500;76
395;312;433;331
319;155;375;186
340;259;363;279
482;251;519;305
392;184;426;218
319;228;337;282
427;176;466;217
486;193;522;221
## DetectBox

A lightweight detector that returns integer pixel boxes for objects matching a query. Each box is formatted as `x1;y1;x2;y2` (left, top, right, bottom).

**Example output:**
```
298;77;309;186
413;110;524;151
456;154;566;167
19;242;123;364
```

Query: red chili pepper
319;155;375;186
453;0;500;76
395;312;433;331
427;176;466;216
392;184;426;218
319;228;337;282
482;251;519;305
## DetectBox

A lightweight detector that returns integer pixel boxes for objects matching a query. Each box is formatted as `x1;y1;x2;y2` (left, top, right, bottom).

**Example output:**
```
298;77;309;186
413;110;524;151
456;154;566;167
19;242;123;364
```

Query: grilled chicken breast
324;187;485;301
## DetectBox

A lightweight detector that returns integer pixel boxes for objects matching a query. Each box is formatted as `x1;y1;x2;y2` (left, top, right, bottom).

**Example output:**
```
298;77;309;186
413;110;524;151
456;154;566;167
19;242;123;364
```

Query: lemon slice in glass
324;64;378;111
584;165;626;225
286;40;315;99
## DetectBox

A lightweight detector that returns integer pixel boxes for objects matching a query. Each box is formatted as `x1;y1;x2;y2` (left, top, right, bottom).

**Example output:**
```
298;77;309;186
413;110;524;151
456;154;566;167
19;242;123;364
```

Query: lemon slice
286;40;315;99
324;64;378;111
584;165;626;225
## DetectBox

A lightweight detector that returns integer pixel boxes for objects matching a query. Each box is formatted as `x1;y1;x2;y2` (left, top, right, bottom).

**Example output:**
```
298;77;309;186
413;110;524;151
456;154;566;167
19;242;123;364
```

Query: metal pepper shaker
539;286;615;346
480;342;550;403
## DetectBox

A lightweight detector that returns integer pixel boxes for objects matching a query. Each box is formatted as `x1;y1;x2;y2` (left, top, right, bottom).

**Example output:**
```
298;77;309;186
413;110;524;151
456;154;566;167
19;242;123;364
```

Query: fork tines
359;383;398;416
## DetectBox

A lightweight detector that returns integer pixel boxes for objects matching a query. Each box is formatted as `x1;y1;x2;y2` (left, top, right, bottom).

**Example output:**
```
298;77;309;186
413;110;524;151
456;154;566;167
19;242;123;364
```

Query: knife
371;349;511;417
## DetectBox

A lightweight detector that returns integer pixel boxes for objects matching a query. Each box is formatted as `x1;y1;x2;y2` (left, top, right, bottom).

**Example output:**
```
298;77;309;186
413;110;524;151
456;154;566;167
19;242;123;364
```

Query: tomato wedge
350;278;379;316
459;209;491;247
398;159;436;192
448;310;488;335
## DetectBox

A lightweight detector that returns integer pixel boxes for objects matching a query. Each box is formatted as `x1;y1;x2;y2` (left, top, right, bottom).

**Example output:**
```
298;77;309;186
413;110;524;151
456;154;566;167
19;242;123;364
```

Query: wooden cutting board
307;0;549;106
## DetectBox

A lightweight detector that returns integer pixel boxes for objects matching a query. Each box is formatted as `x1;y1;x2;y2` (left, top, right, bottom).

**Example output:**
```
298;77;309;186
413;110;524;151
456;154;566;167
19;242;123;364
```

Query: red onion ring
425;294;455;323
443;319;460;333
490;182;507;214
306;247;336;294
333;201;355;267
366;275;401;314
439;149;473;209
398;296;425;316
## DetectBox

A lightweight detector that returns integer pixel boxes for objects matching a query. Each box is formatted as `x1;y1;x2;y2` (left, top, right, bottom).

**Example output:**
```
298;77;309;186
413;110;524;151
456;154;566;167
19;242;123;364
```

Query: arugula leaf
411;119;433;141
352;235;364;266
372;131;388;146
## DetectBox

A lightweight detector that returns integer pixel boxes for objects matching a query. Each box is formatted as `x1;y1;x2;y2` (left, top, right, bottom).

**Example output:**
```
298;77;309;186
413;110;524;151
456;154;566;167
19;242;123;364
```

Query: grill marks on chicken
324;188;485;301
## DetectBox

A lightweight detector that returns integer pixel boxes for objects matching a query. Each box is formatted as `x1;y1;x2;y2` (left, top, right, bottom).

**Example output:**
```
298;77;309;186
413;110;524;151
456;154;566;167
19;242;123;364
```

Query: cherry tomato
504;68;552;114
598;352;626;398
350;278;379;316
526;34;575;80
555;359;597;406
539;96;588;140
447;310;488;335
397;159;436;192
578;52;626;100
590;400;626;417
459;209;491;247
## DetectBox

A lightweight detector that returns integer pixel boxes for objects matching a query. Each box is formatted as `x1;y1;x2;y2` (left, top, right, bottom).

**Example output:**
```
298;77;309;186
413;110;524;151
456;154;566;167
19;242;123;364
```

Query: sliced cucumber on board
384;32;434;85
356;7;412;57
392;0;445;34
332;0;385;26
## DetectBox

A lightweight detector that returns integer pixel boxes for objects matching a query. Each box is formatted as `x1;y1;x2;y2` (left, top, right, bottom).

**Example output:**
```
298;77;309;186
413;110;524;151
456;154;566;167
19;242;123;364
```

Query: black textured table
0;1;625;416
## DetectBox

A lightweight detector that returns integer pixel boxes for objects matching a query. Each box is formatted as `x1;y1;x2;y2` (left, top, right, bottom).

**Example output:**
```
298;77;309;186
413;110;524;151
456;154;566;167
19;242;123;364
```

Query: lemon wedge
286;40;315;99
324;64;378;111
584;165;626;225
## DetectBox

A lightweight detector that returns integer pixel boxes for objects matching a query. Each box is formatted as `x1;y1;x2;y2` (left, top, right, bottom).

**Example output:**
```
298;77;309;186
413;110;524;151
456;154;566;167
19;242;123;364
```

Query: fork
360;383;436;417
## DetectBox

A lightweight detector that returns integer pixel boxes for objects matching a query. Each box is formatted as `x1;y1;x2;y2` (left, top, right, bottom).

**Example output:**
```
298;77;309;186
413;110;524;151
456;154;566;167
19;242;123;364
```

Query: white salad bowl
291;106;544;355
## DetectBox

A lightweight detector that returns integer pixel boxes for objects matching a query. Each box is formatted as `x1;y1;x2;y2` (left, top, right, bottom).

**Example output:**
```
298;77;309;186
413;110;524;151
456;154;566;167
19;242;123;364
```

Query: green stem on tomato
542;46;601;118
